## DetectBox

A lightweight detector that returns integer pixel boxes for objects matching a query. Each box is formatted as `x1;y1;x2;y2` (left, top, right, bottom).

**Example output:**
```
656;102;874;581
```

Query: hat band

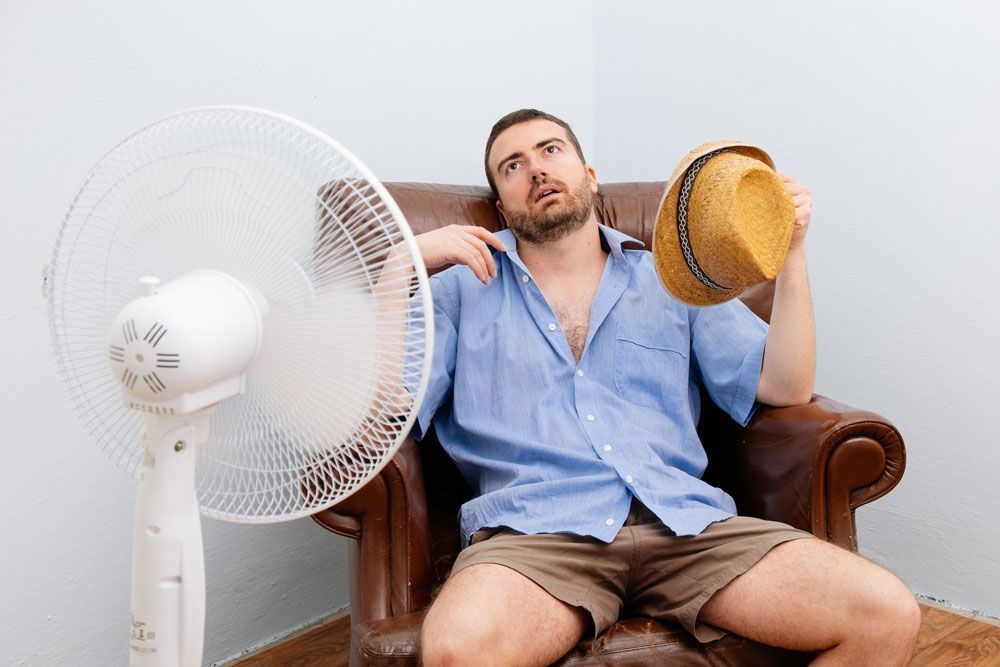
676;148;735;293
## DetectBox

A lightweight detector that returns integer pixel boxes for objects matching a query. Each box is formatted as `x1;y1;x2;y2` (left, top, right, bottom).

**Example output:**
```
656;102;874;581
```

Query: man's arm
415;223;507;285
756;173;815;406
371;224;506;416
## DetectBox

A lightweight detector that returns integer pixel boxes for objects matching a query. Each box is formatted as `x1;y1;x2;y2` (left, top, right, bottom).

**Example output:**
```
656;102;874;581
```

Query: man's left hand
778;172;812;249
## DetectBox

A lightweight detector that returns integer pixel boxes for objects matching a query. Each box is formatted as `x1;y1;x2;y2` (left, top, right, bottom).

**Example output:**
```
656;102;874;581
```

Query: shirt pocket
613;324;689;413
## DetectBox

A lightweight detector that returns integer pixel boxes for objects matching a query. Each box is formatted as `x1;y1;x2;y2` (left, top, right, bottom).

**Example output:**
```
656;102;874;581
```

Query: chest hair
552;297;592;363
540;256;606;363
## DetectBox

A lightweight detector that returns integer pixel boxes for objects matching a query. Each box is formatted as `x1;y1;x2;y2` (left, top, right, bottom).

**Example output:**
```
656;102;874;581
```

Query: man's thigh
699;536;914;652
628;514;813;642
421;562;588;667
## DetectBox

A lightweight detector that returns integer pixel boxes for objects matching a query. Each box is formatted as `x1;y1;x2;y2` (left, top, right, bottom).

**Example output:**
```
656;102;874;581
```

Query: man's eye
507;162;520;171
545;145;559;154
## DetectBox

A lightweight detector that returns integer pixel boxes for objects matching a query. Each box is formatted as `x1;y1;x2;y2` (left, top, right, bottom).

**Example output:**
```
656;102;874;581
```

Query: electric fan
46;107;434;666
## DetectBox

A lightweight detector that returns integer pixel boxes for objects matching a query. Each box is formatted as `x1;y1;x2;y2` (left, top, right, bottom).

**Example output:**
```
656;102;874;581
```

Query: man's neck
515;217;607;285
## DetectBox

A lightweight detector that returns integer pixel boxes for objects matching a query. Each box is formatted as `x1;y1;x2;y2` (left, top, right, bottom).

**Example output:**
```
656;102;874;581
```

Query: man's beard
504;177;594;245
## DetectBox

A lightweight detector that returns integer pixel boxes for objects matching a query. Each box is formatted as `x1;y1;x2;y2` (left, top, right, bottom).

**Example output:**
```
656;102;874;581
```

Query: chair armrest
310;435;434;624
701;394;905;551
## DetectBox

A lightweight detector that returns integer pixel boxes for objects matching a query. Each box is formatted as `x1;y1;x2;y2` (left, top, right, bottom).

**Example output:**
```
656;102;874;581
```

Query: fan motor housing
109;270;262;414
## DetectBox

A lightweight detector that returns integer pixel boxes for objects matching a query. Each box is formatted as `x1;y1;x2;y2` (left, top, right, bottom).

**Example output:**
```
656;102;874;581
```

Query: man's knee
421;630;486;667
420;562;586;666
421;598;494;666
879;581;922;647
419;565;516;666
852;568;921;651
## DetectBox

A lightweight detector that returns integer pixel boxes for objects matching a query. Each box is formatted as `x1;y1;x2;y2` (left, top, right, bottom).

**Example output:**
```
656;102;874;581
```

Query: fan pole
130;412;210;666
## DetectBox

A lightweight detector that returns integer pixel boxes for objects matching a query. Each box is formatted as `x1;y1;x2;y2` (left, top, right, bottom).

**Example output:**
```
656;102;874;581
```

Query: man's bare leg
699;538;921;665
421;563;589;667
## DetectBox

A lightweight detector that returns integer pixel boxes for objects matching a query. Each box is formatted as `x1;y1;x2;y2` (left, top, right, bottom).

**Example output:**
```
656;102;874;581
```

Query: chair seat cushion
353;610;813;666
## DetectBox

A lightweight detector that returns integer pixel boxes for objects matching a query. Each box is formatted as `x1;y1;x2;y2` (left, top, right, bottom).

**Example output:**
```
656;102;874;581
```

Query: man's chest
550;297;592;362
540;270;603;362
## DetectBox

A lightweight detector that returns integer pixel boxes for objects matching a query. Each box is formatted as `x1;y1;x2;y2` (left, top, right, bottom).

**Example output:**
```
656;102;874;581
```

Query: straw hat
652;140;795;307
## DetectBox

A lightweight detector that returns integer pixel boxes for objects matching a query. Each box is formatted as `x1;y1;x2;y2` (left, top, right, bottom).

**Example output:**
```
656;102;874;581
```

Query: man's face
488;119;598;244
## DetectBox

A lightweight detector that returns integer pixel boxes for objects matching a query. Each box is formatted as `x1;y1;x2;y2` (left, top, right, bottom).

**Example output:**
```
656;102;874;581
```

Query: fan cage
48;107;433;522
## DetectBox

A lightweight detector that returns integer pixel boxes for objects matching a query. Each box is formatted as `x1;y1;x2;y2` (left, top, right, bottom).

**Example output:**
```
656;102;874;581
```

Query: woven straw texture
653;140;794;306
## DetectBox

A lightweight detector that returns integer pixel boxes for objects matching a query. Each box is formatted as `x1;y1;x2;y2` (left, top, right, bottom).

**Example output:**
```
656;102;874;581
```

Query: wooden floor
228;604;1000;666
229;613;351;667
911;605;1000;666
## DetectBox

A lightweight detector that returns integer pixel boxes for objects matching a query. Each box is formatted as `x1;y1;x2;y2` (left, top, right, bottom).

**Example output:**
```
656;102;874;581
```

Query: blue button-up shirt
413;224;767;546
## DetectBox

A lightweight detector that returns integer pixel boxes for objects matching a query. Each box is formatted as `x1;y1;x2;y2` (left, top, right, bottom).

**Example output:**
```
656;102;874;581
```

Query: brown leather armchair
311;182;906;666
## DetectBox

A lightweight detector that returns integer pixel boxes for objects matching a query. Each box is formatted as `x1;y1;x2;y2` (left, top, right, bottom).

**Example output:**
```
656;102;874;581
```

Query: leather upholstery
311;182;906;665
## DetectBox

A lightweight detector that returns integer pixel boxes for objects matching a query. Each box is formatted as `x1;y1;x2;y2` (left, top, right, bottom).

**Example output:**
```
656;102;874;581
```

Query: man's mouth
533;185;563;203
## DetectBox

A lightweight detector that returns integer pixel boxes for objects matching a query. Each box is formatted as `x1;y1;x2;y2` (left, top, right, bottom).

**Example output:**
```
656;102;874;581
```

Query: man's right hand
415;224;507;285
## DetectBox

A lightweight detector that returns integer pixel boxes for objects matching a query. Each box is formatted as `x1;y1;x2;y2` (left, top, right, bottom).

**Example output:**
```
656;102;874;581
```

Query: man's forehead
489;119;571;165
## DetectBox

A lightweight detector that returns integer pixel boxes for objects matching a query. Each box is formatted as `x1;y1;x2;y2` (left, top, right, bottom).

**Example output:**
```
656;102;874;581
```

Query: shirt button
603;444;612;452
576;369;584;377
625;475;634;483
547;323;557;331
605;518;614;526
586;414;595;421
522;274;530;283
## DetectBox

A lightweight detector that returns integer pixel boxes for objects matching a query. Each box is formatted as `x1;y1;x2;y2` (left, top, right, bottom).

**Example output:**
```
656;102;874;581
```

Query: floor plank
914;605;971;655
227;613;350;667
910;613;1000;667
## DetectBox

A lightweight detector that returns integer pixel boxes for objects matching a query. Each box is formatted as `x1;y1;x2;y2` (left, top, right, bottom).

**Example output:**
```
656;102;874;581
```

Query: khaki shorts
451;498;815;642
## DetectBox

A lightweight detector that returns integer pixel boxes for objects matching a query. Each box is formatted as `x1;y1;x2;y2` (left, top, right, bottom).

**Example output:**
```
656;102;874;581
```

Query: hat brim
652;141;778;307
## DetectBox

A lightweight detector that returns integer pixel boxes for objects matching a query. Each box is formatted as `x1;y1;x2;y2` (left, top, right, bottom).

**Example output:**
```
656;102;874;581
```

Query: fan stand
130;411;211;667
47;107;435;666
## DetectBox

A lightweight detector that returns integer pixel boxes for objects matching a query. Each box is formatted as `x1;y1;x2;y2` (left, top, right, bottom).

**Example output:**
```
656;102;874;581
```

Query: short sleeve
409;274;459;440
689;298;768;426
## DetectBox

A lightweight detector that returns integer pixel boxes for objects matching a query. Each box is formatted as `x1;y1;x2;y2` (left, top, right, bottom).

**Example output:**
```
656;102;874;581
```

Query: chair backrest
383;182;776;322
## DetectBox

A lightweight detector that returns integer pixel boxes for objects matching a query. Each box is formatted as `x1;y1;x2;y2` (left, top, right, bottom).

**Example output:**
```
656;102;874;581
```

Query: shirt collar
495;223;645;263
598;224;645;259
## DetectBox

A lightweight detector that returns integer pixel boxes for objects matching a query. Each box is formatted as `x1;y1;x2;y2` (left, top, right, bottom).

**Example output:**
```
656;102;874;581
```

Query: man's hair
484;109;587;198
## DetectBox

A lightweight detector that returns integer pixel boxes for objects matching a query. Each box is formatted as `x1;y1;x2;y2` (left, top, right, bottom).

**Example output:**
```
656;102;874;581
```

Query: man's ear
586;165;598;194
495;199;508;224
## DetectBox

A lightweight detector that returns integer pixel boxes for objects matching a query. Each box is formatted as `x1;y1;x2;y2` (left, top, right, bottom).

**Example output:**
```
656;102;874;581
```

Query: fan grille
48;107;432;522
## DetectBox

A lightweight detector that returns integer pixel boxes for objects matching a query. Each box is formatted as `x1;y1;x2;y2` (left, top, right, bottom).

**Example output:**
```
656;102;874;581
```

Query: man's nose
529;162;547;180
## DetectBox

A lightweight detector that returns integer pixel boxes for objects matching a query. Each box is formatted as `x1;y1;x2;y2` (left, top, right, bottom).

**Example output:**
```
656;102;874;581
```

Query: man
411;109;919;666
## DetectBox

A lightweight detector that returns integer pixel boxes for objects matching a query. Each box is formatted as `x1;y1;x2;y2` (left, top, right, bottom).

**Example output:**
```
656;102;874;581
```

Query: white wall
594;1;1000;618
0;1;594;664
6;1;996;663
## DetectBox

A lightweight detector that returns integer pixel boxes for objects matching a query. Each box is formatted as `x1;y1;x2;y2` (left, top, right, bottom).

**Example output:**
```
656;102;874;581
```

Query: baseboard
214;607;351;666
918;595;1000;628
